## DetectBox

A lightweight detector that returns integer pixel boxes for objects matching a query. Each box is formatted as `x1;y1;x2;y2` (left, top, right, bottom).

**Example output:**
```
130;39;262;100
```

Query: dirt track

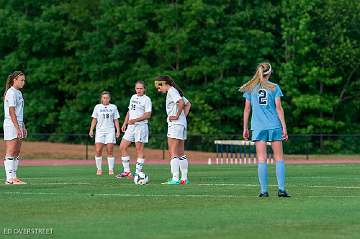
17;159;360;166
1;141;359;166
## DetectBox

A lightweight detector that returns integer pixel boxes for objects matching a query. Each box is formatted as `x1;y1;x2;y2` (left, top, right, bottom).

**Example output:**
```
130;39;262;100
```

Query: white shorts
3;122;23;141
122;124;149;143
95;131;116;144
167;124;187;140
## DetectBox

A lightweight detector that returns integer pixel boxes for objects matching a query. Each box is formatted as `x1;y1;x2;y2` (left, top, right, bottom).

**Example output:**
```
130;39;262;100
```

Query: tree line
0;0;359;138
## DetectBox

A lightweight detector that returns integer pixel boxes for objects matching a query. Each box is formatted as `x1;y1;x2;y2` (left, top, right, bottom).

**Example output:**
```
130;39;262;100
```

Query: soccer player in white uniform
116;81;152;179
155;76;191;185
3;71;27;185
89;91;120;175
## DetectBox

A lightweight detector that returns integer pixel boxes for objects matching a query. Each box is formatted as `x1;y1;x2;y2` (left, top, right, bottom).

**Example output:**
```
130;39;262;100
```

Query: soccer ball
134;172;149;185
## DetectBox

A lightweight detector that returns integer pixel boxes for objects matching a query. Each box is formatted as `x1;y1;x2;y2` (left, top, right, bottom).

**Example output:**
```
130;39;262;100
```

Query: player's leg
116;138;132;178
161;137;181;184
178;136;189;184
105;143;115;175
94;132;106;175
3;124;25;184
13;139;25;183
119;138;132;172
105;131;116;175
134;124;148;175
4;139;17;184
271;139;290;197
135;142;144;175
161;125;184;185
116;125;135;178
255;140;268;197
95;143;104;175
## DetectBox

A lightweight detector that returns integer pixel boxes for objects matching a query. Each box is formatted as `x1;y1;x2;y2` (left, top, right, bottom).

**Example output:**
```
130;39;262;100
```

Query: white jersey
166;87;189;127
3;86;24;127
91;104;120;133
128;94;152;125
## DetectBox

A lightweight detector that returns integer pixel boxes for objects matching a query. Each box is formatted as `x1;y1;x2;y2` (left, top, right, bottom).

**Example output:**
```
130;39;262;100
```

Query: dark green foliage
0;0;359;136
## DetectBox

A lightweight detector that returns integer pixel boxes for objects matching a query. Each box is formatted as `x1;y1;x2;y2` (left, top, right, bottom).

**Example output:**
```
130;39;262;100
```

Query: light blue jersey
243;82;283;131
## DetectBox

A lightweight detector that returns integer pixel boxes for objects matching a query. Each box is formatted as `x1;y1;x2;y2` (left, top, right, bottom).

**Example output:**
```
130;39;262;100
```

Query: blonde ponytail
239;63;275;92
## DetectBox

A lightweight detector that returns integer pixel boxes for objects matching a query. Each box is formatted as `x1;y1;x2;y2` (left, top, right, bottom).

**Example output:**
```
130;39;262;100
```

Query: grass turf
1;164;360;239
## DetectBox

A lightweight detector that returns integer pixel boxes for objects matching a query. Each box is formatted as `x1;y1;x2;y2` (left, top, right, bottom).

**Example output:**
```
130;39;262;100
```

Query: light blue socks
258;162;268;193
276;160;285;191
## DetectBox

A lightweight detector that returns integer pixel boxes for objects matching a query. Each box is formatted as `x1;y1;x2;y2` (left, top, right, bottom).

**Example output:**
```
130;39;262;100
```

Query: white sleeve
5;90;16;107
114;106;120;119
169;88;182;103
145;97;152;113
91;105;98;118
182;96;189;104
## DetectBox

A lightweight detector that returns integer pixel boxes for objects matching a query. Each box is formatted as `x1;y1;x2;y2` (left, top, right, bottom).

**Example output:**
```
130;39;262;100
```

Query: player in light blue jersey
240;63;290;198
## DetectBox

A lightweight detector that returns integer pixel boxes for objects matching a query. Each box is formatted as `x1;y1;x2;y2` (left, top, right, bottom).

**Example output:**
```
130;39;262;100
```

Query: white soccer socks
4;156;15;182
135;158;145;174
120;157;145;174
121;156;131;173
95;156;115;172
107;157;115;171
170;157;180;181
179;155;189;181
95;156;102;170
14;156;20;177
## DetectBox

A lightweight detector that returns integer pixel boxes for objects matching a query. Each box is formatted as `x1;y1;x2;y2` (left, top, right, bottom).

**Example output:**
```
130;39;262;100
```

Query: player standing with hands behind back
240;63;290;197
155;76;191;185
89;91;120;176
3;71;27;185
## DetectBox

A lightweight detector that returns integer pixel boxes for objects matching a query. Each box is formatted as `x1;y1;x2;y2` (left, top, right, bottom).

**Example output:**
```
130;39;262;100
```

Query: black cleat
258;192;269;197
278;190;291;197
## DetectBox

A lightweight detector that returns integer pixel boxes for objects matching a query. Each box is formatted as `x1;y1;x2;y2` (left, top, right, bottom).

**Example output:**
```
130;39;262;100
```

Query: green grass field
1;164;360;239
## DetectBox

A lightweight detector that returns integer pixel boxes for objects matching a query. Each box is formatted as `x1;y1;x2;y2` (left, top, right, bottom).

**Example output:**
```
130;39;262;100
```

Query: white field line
197;183;360;189
290;176;360;179
24;176;360;180
1;192;253;198
2;182;360;189
34;182;91;185
21;177;89;180
3;191;360;198
0;182;91;187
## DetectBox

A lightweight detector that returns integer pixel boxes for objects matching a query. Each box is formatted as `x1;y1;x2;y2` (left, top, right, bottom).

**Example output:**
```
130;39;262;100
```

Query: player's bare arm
9;106;22;139
275;98;288;141
169;99;184;121
128;112;151;125
243;100;251;140
121;111;130;131
184;101;191;116
89;118;97;138
114;119;120;138
22;123;27;138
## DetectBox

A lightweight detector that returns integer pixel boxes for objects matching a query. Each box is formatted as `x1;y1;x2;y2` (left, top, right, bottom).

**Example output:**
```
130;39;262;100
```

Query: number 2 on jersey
258;89;268;105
